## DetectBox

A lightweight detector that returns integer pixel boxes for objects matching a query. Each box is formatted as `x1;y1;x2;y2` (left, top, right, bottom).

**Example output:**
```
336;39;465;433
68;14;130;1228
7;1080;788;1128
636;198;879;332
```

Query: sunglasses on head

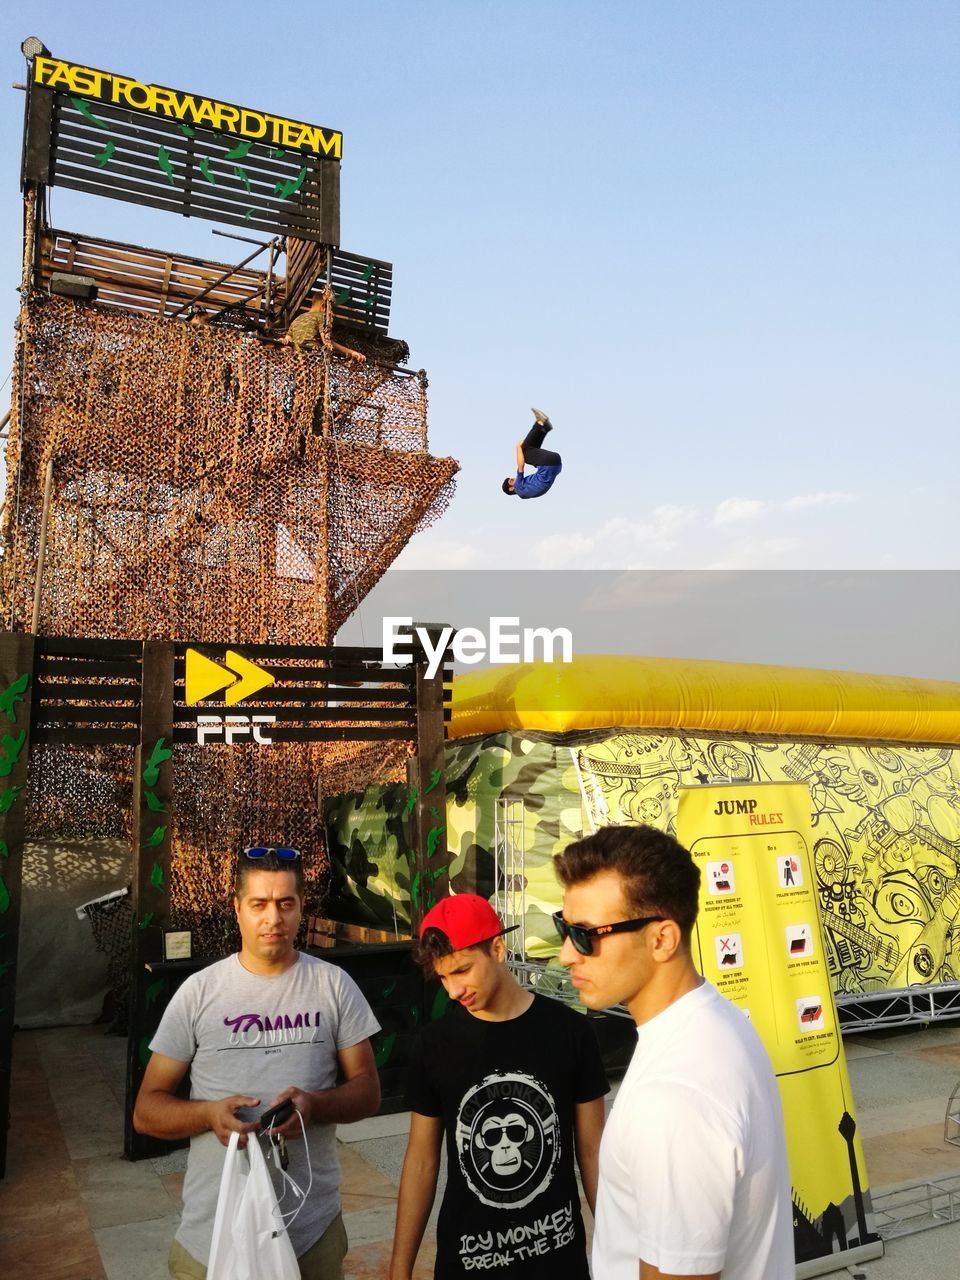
243;846;301;861
552;909;665;956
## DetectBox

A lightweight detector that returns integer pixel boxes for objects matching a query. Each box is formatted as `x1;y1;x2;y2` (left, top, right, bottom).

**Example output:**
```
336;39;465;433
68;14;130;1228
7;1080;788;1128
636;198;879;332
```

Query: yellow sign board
185;649;274;706
33;55;342;157
677;782;880;1270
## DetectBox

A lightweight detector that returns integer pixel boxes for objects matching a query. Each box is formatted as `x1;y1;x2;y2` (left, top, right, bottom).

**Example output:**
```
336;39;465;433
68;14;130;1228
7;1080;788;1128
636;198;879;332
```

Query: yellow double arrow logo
185;649;275;706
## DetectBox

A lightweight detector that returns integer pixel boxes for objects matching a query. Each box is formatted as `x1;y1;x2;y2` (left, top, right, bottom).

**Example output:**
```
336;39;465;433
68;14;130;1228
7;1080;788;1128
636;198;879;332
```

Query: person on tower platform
281;290;366;363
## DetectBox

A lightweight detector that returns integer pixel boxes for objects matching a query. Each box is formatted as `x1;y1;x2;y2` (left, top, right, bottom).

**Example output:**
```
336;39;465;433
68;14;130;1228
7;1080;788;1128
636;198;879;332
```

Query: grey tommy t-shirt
150;952;380;1263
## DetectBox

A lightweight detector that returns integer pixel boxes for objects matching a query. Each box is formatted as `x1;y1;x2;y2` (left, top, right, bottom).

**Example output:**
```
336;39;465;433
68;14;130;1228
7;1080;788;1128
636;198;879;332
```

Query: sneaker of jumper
531;407;553;431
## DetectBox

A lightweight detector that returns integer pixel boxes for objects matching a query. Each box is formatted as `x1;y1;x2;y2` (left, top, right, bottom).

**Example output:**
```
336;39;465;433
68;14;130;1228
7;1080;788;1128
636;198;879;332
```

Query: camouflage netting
6;291;457;958
23;734;413;1007
3;293;458;641
84;887;134;1030
168;739;413;955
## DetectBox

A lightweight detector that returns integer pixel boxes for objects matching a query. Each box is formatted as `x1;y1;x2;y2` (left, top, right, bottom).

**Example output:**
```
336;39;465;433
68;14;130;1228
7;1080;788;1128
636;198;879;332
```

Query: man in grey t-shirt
134;847;381;1280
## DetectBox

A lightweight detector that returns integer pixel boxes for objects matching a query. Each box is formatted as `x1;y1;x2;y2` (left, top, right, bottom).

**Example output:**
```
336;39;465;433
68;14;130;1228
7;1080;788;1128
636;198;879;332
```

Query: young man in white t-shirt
553;825;793;1280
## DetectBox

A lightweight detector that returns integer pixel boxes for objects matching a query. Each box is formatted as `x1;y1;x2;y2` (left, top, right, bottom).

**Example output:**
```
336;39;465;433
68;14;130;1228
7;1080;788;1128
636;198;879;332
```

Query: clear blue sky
0;1;957;573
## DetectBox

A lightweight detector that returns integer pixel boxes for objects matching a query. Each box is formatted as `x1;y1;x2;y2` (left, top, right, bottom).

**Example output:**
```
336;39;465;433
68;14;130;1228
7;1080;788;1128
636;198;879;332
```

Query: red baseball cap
419;894;518;950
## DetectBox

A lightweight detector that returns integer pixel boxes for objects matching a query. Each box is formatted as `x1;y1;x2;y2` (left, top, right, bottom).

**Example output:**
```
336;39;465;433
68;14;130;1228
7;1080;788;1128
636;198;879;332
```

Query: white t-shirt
150;952;380;1263
593;980;793;1279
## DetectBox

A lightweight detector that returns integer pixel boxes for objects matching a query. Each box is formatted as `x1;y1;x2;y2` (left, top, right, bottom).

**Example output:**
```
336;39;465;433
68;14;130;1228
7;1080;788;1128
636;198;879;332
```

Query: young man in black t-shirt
389;895;608;1280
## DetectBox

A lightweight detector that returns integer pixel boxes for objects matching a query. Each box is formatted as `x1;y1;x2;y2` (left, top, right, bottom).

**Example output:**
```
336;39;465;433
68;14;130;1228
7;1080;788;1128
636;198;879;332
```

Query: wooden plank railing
39;229;393;333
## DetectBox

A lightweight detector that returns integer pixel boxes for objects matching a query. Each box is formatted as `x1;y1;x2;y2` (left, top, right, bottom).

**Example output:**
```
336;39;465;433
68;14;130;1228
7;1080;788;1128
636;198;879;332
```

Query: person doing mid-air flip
502;408;562;499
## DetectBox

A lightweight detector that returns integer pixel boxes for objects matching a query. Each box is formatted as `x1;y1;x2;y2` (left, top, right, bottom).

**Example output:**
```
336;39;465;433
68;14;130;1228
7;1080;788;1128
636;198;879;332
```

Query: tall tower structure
2;42;459;950
5;44;458;643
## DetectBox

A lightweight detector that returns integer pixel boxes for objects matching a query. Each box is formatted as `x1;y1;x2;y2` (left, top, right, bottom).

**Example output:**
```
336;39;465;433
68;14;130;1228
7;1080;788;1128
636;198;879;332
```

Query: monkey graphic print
455;1070;560;1210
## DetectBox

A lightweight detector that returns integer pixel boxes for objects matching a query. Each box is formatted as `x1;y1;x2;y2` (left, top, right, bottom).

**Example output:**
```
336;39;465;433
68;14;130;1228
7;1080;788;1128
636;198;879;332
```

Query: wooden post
407;624;450;935
21;188;40;297
417;369;429;451
159;255;172;315
0;632;36;1179
322;247;333;438
29;457;54;634
264;238;276;322
124;640;175;1160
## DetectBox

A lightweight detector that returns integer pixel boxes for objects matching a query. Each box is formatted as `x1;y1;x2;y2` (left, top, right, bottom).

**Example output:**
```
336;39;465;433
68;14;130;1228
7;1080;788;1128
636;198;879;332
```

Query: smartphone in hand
258;1099;295;1134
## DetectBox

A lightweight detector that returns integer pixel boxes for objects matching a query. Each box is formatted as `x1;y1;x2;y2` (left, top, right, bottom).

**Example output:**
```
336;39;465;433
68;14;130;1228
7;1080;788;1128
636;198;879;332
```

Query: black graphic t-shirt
406;994;609;1278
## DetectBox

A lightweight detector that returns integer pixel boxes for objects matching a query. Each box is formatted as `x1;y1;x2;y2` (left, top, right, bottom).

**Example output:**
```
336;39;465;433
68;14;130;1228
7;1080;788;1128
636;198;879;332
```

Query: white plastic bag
207;1131;300;1280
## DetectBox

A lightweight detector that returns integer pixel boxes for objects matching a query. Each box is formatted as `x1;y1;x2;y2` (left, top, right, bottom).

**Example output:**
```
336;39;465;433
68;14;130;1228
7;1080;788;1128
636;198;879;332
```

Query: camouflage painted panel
327;729;960;998
324;780;412;929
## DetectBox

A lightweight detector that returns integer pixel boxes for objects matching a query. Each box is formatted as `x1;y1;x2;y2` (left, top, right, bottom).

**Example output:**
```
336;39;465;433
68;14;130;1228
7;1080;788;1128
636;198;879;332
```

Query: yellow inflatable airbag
450;655;960;745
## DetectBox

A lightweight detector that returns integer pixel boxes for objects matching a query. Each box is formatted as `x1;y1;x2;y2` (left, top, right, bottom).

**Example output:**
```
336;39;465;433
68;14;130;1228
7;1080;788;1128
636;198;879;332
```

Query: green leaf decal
0;841;8;858
146;738;173;770
198;156;216;185
139;912;155;930
426;825;446;858
404;787;418;817
0;786;23;813
361;264;375;282
71;96;109;129
233;166;251;192
271;147;286;158
335;287;352;305
0;674;29;724
142;739;172;786
0;731;26;778
144;791;166;814
150;862;165;891
94;140;116;168
156;145;176;185
146;826;167;848
243;209;254;221
178;122;195;139
225;140;254;161
425;768;443;794
273;166;307;199
0;873;9;915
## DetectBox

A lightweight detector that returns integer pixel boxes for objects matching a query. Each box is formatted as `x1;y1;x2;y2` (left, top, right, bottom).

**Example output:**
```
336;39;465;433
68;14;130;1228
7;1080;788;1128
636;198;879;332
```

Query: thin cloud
532;505;697;570
706;537;803;570
783;492;857;512
392;538;482;570
715;498;770;525
375;478;863;577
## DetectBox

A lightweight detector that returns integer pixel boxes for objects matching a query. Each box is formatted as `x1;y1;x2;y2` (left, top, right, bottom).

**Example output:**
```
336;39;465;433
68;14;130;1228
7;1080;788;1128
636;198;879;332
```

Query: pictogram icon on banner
185;649;275;706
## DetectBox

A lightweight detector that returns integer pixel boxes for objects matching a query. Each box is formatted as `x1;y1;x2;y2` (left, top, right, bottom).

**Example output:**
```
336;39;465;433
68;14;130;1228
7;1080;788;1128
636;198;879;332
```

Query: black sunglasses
552;909;665;956
243;846;300;861
480;1122;527;1148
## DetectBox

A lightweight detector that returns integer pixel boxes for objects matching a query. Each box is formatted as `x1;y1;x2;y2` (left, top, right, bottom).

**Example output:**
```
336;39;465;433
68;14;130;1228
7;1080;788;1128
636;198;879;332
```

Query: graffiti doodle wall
326;728;960;1000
